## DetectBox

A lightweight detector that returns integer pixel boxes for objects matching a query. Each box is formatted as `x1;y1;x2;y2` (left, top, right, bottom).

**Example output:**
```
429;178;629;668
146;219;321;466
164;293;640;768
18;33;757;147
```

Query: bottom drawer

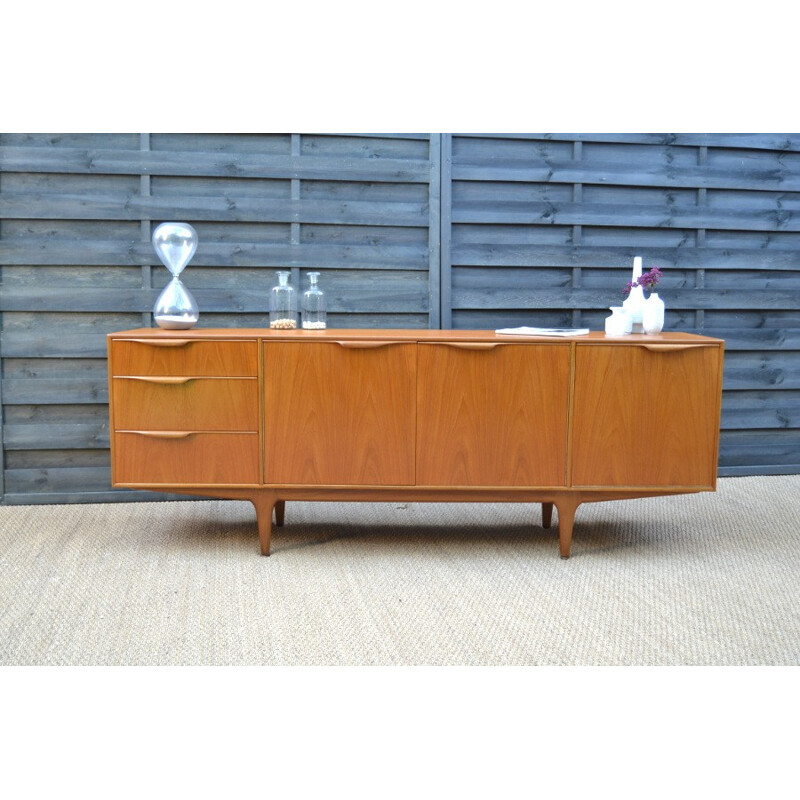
114;431;260;485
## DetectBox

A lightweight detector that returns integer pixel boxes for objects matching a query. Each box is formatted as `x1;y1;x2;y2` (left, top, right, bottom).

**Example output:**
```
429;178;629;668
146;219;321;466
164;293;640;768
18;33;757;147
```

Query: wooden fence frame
1;132;798;503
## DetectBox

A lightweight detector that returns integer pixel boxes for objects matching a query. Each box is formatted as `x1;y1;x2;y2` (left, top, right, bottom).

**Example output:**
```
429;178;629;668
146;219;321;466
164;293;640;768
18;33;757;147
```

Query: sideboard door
416;343;570;487
571;343;723;488
263;341;417;485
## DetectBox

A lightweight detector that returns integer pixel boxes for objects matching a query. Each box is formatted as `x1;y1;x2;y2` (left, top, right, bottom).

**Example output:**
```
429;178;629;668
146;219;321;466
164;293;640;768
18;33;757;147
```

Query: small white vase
605;306;632;336
643;293;665;335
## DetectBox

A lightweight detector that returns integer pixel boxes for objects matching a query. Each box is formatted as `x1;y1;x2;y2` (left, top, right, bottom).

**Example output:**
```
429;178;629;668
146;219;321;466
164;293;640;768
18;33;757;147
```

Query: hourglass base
154;314;199;330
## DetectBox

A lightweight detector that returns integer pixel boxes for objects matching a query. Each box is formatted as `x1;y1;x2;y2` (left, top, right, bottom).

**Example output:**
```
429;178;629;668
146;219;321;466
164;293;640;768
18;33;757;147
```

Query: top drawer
110;338;258;377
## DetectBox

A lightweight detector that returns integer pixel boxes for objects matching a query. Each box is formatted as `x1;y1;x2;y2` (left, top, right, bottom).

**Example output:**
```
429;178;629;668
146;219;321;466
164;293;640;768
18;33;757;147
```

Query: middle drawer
112;377;259;431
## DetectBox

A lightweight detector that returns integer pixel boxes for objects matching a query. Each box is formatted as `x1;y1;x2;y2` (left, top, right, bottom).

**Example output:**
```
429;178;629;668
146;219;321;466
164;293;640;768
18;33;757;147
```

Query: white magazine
494;327;590;337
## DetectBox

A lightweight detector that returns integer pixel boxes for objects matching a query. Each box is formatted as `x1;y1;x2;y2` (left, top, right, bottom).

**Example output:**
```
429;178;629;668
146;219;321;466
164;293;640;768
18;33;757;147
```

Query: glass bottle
269;271;297;329
301;272;326;329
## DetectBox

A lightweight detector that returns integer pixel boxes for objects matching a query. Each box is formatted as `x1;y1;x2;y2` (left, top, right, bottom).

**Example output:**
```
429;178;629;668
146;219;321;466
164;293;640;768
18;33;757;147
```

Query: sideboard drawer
111;339;258;377
114;431;260;485
112;377;258;431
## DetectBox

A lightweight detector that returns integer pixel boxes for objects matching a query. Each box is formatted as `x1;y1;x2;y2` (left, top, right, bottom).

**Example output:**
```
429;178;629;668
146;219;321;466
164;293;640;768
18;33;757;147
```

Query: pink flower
623;266;662;297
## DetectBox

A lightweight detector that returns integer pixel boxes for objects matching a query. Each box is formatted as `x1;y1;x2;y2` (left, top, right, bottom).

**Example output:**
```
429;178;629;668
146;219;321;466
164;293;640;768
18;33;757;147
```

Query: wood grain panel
263;341;416;485
571;344;723;487
416;343;570;487
112;378;258;431
111;339;257;377
114;431;260;485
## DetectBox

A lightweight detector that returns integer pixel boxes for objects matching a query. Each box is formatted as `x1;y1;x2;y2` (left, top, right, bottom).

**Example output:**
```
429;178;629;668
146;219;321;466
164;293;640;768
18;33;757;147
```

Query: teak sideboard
107;329;725;558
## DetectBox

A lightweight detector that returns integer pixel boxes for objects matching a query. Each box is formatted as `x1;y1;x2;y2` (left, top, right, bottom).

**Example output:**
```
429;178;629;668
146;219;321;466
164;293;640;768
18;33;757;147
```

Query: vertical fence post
439;133;453;329
140;133;152;328
290;134;301;299
428;134;442;329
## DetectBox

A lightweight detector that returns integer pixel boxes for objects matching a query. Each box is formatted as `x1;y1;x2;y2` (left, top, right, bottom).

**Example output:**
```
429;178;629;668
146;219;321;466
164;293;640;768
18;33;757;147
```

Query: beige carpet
1;475;798;665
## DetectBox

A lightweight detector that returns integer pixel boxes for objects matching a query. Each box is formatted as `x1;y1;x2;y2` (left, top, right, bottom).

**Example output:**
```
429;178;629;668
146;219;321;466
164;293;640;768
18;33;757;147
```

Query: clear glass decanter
301;272;326;329
269;271;297;329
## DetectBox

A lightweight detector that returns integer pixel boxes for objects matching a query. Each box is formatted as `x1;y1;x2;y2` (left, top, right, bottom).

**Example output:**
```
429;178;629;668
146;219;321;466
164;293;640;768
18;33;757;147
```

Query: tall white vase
643;292;665;335
622;256;645;333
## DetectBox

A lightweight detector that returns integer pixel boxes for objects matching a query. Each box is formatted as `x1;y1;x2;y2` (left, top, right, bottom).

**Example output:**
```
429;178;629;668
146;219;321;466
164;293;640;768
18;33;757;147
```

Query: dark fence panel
1;132;798;503
443;133;800;477
0;133;440;503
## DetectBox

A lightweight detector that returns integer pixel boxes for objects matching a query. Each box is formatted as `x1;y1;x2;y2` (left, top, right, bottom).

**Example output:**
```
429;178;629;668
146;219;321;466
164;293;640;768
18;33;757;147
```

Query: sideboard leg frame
555;499;579;559
274;501;285;527
541;502;553;529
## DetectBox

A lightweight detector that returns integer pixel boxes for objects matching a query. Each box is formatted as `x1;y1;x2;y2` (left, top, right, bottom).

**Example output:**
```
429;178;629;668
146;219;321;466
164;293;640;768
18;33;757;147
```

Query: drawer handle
127;339;193;347
641;344;715;352
126;430;195;439
123;375;195;384
124;376;194;385
335;341;400;349
435;342;500;350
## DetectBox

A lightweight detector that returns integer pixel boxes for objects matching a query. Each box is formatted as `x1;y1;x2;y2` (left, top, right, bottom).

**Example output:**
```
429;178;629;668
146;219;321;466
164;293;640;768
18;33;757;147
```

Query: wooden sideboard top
108;328;724;345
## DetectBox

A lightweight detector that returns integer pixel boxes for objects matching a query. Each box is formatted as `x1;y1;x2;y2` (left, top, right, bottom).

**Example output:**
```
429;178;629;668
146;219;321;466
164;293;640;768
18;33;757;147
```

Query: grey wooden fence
0;132;797;504
0;133;439;503
441;133;800;478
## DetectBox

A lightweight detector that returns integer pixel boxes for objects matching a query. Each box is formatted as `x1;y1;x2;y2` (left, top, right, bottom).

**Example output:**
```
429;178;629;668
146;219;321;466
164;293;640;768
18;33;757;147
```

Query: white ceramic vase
622;256;645;333
605;306;632;336
643;293;665;335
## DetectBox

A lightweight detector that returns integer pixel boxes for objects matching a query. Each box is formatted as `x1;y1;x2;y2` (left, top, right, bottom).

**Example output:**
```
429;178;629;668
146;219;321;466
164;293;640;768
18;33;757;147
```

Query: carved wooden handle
335;341;400;349
641;344;715;352
434;342;501;350
126;431;195;439
127;339;193;347
124;376;194;385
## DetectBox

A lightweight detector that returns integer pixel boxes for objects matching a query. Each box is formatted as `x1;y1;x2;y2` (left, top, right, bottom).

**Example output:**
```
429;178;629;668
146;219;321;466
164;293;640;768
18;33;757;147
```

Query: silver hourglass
152;222;199;329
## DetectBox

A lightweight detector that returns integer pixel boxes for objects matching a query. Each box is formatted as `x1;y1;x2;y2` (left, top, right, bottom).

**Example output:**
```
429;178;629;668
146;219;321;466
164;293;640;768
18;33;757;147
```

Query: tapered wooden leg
274;500;285;527
251;493;278;556
555;499;579;559
541;502;553;529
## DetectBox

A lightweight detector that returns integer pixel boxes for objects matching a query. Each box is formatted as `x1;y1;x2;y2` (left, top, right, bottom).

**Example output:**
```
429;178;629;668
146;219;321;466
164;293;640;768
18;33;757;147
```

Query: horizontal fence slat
718;430;800;466
0;192;429;227
456;133;800;152
452;159;800;192
1;379;109;404
4;423;109;450
450;243;800;270
718;464;800;476
0;239;429;269
720;391;800;429
450;287;800;311
1;284;431;313
4;466;110;493
453;201;800;232
721;354;800;390
1;332;120;358
0;147;431;183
